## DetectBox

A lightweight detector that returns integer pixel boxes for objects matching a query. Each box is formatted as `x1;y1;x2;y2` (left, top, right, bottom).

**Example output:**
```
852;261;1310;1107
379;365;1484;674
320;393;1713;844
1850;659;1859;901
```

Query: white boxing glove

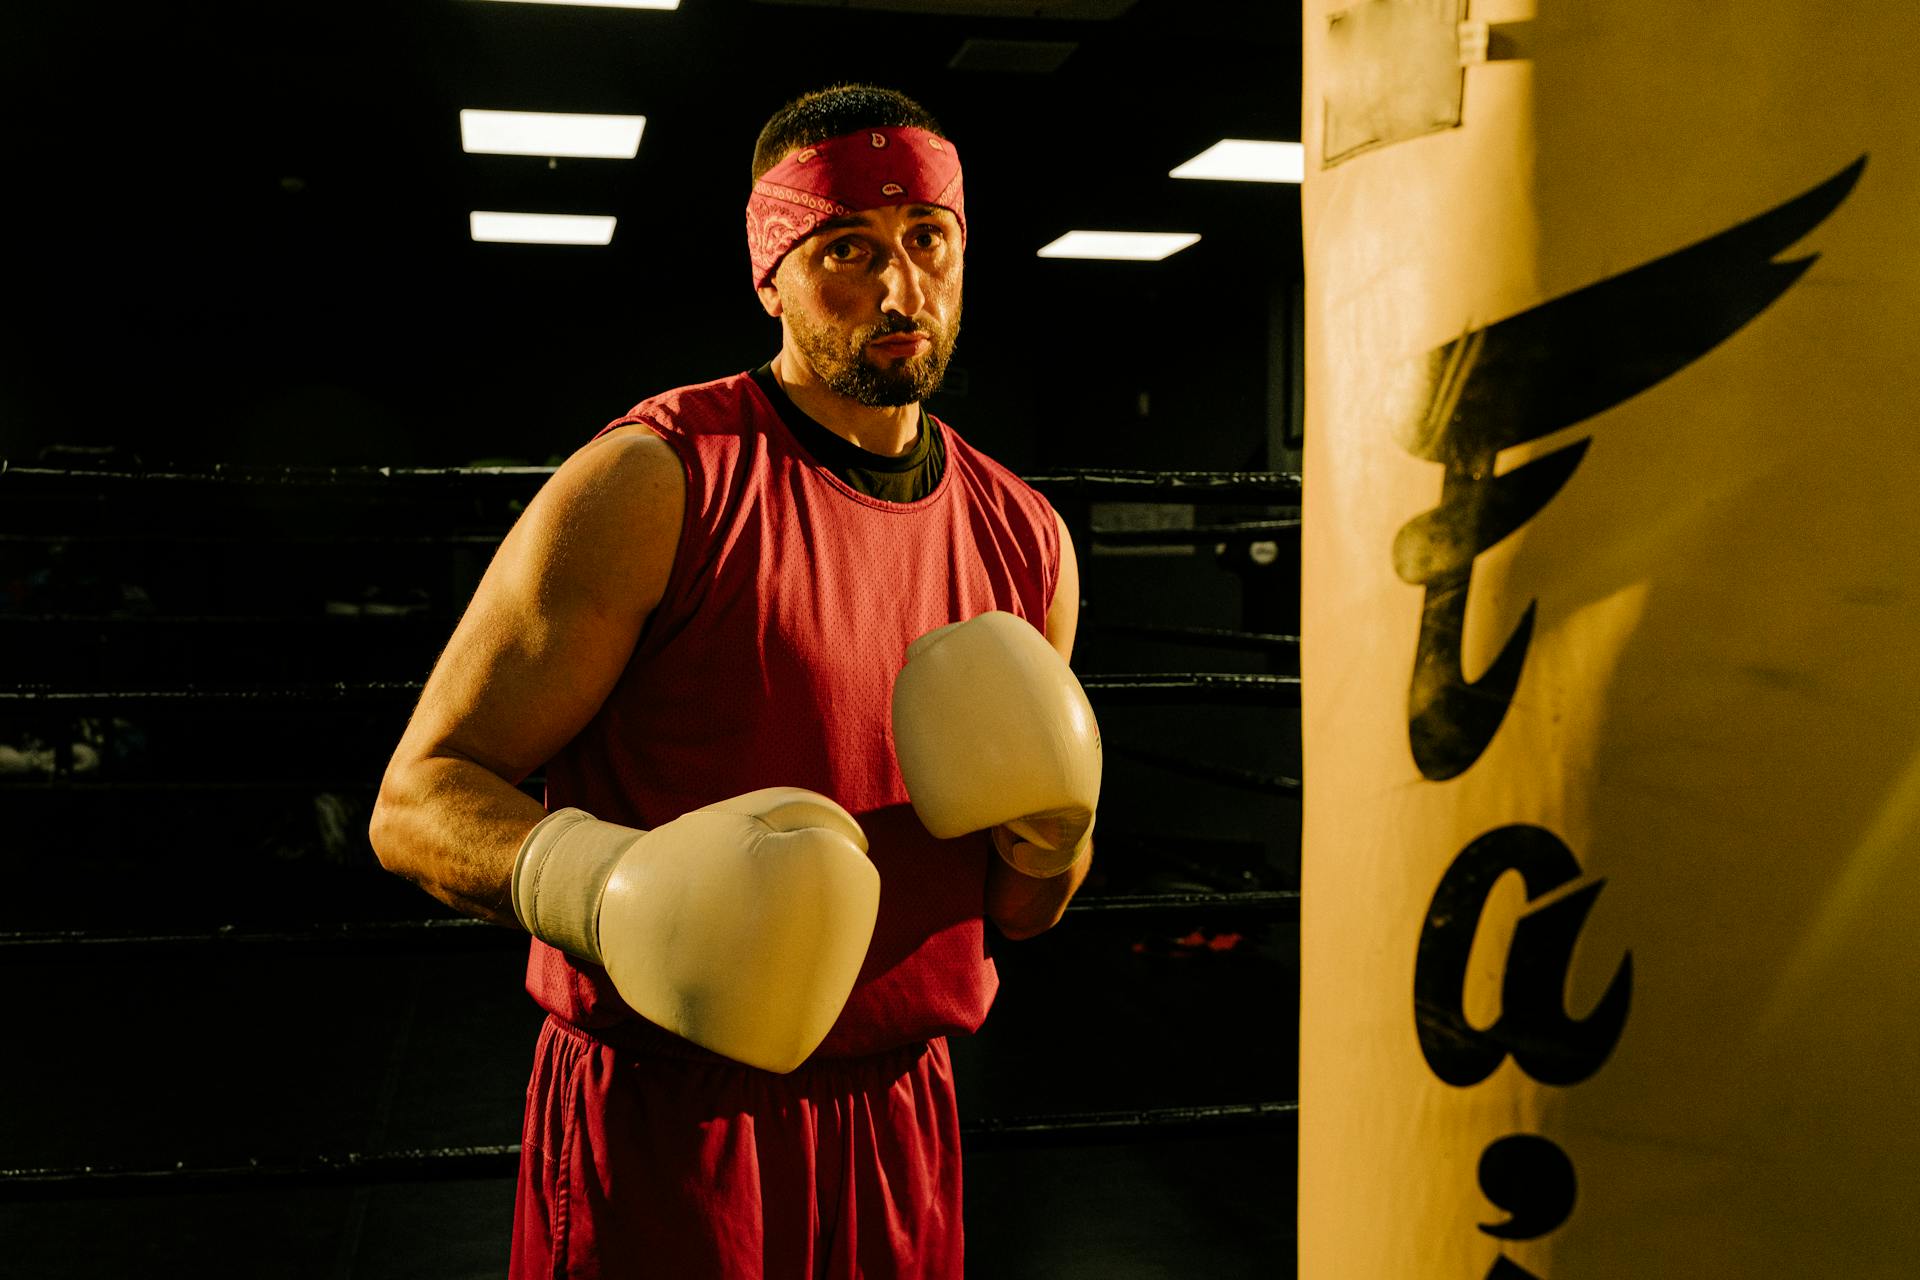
891;610;1102;877
510;788;879;1073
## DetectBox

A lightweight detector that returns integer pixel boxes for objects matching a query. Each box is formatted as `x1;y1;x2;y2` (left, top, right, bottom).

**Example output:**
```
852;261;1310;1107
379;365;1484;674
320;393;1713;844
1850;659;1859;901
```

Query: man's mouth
868;333;931;357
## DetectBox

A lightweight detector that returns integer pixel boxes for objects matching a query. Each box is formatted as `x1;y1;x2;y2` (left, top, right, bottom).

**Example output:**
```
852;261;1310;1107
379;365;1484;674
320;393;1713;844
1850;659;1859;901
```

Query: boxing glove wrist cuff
510;808;644;965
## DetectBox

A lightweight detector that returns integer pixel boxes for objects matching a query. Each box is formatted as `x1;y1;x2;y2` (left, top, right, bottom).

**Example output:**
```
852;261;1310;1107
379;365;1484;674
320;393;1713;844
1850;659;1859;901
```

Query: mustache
860;316;934;343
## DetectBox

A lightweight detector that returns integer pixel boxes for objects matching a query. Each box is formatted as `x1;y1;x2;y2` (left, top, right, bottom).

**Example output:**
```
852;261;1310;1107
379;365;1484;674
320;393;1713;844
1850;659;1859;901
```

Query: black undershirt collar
750;362;944;503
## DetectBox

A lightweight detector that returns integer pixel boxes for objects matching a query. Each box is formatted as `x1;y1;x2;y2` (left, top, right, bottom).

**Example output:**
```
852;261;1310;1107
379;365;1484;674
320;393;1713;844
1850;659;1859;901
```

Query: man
370;83;1098;1277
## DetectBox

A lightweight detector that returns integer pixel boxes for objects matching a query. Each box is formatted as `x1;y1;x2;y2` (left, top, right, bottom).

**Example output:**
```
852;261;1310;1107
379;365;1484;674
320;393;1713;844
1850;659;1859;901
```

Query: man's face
763;202;963;408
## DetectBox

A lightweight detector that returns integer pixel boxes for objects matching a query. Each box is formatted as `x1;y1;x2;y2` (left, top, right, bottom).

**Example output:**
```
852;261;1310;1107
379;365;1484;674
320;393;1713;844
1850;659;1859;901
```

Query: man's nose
877;252;928;318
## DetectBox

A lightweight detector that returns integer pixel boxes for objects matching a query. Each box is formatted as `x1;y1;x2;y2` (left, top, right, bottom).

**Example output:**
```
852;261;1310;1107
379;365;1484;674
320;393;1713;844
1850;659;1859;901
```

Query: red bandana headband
746;125;967;289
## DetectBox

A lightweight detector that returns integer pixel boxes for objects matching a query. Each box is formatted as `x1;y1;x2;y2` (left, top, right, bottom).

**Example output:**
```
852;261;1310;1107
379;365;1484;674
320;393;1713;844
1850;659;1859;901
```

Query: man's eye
827;240;863;261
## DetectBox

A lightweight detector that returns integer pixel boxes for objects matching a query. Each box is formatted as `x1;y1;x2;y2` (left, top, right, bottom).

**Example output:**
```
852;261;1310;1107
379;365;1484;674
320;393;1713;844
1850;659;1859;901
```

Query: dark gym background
2;2;1304;1275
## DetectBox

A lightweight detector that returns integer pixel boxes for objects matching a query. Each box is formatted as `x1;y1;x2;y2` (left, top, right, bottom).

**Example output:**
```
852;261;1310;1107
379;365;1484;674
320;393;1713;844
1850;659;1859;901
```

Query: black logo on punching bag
1396;156;1866;781
1477;1133;1575;1241
1414;825;1631;1088
1473;1133;1574;1278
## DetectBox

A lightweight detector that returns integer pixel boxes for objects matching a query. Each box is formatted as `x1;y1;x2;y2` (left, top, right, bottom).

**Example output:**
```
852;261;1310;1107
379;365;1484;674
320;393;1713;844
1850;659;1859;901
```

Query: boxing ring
0;459;1303;1228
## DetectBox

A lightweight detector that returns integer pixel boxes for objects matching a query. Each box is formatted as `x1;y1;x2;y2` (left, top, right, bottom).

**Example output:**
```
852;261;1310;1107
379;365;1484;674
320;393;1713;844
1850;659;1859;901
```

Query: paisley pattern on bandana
746;125;967;288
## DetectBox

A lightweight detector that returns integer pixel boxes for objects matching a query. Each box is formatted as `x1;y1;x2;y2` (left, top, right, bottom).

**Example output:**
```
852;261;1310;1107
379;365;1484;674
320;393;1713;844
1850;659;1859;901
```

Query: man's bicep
398;431;687;782
1043;509;1080;663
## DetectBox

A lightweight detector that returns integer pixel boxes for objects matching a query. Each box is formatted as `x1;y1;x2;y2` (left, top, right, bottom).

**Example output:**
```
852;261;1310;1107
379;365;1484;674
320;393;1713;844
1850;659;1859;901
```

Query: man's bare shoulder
543;425;683;511
505;426;688;586
576;420;675;472
597;420;661;444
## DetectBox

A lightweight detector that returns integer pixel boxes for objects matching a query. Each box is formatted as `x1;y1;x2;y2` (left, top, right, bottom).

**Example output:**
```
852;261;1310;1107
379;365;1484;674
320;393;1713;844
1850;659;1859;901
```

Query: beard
785;301;962;408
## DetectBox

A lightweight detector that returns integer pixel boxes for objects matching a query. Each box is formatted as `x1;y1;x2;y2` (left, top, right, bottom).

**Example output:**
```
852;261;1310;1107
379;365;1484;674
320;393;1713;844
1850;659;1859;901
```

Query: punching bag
1298;2;1920;1276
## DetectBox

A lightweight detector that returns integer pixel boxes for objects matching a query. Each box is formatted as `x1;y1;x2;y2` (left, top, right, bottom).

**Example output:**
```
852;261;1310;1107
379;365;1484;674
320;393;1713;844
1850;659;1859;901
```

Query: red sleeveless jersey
526;369;1060;1060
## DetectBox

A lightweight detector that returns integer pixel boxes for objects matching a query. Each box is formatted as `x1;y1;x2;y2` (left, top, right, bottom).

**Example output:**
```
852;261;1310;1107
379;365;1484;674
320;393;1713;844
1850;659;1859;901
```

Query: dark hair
751;83;945;183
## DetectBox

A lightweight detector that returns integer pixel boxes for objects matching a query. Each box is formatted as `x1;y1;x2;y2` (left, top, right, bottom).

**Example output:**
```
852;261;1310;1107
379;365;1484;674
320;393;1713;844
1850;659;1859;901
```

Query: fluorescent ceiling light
1036;231;1200;261
1170;139;1304;184
461;110;646;159
471;211;617;245
478;0;680;9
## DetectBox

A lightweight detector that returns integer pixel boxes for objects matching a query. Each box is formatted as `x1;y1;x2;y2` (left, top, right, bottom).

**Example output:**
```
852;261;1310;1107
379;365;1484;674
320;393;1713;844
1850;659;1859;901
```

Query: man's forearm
369;754;548;926
984;836;1092;941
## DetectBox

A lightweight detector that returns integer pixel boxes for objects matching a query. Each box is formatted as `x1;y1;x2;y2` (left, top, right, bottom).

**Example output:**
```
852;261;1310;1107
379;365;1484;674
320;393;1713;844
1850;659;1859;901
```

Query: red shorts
509;1015;964;1279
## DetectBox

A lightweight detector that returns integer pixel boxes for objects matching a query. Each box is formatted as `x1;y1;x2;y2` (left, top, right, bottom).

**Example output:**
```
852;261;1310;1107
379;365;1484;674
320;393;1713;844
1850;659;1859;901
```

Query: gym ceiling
4;0;1298;464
